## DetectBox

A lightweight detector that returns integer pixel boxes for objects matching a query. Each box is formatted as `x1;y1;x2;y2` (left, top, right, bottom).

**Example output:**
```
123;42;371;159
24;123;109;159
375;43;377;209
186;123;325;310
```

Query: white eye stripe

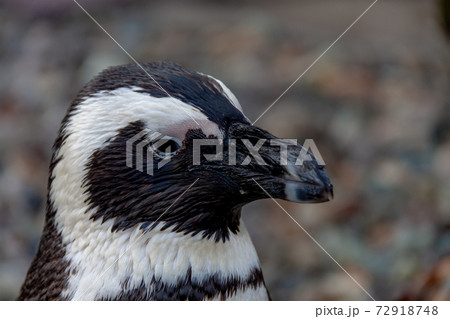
205;75;246;114
69;87;220;147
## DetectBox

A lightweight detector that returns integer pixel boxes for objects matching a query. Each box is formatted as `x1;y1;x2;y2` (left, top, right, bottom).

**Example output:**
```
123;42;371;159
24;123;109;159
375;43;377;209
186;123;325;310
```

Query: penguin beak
280;156;333;203
225;122;333;204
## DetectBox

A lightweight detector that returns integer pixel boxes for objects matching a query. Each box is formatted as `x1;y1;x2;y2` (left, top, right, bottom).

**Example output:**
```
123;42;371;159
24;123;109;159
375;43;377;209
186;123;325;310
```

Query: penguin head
51;62;332;242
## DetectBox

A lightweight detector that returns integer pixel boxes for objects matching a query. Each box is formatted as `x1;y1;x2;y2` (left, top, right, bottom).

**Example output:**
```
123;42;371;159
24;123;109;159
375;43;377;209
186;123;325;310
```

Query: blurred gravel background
0;0;449;300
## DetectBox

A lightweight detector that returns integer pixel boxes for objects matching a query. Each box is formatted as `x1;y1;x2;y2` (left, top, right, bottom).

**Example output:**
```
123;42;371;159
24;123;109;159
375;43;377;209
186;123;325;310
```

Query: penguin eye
152;137;181;157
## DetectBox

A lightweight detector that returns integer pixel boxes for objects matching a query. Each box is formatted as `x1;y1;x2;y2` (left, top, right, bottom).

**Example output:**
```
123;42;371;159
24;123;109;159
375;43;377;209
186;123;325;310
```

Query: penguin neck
32;202;268;300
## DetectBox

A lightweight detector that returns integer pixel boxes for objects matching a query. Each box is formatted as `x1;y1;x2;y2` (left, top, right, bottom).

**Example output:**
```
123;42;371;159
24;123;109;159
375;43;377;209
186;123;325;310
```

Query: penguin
19;61;332;300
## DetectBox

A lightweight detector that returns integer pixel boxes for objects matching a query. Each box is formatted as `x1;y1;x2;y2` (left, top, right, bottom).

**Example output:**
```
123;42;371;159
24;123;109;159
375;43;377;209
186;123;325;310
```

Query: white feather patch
60;218;262;300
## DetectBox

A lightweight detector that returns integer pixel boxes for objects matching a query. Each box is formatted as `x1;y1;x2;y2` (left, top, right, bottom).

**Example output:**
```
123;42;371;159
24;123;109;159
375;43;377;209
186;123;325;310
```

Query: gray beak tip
284;171;333;204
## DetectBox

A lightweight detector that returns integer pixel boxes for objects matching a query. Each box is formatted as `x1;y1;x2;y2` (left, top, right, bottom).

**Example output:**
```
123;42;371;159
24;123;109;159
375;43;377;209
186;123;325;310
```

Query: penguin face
52;62;332;242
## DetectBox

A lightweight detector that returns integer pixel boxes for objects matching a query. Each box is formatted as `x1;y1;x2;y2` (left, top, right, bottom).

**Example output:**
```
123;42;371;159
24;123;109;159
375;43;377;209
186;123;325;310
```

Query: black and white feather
19;62;332;301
